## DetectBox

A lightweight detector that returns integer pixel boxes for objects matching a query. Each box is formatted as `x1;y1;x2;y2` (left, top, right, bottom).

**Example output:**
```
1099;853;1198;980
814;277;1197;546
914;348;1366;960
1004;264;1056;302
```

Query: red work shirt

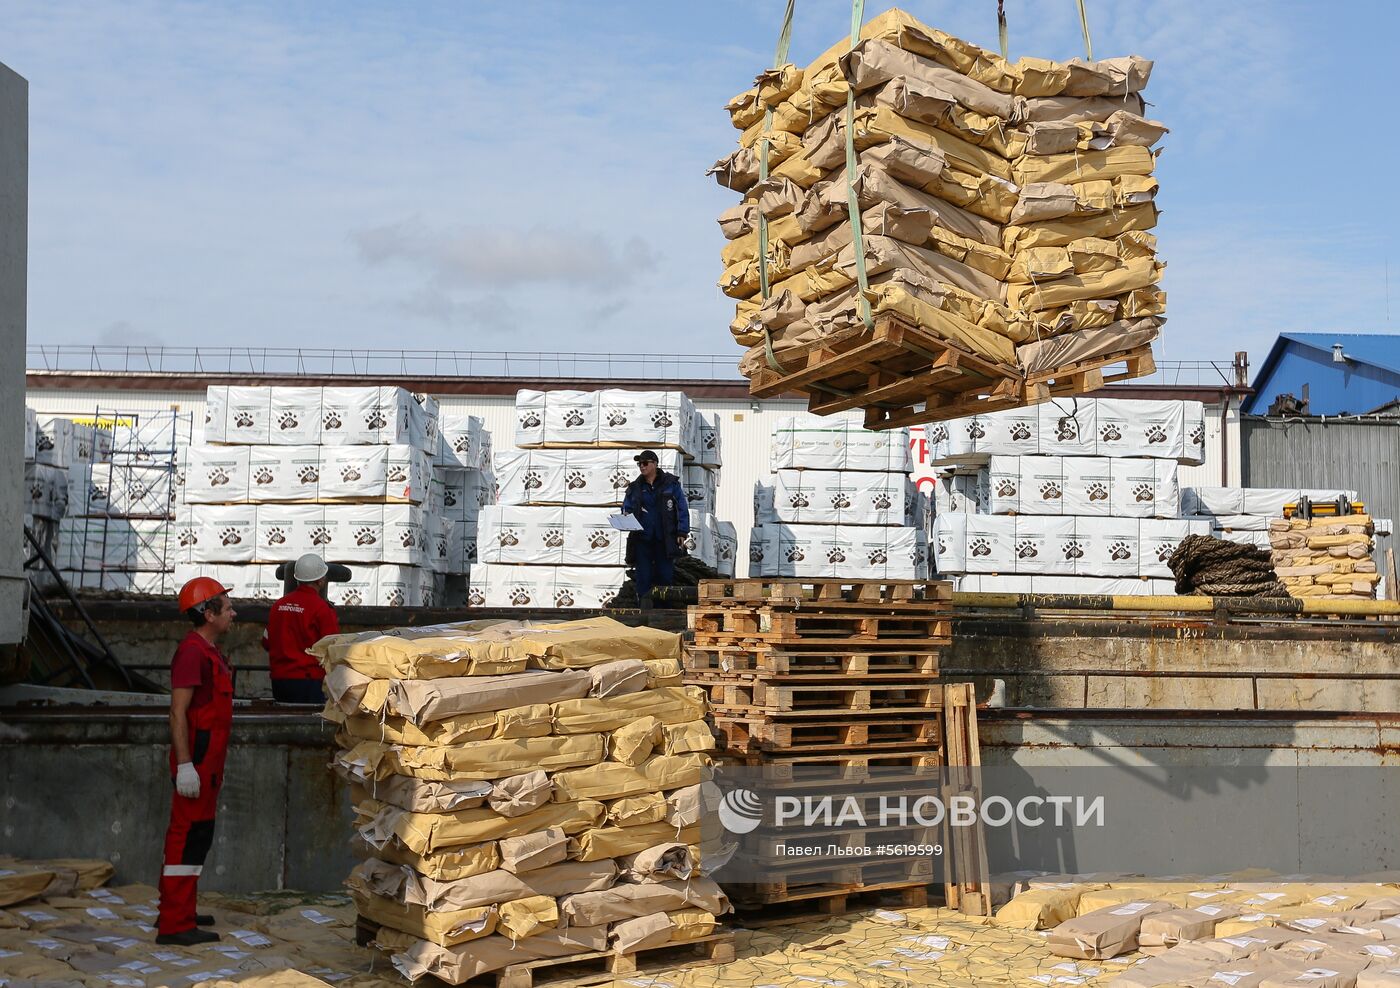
169;630;230;712
264;584;339;681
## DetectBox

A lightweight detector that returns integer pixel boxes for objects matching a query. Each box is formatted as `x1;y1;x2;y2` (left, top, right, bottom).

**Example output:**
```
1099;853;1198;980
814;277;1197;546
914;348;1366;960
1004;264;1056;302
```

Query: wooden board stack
685;577;962;915
1269;515;1380;600
712;7;1166;428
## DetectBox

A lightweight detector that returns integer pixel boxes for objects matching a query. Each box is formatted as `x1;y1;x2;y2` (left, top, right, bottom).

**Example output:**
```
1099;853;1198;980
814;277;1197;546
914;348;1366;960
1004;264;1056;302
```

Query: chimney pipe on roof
1333;343;1347;363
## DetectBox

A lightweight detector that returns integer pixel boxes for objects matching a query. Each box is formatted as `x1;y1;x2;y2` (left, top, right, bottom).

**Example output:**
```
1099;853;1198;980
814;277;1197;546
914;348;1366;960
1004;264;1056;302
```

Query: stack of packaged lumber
713;7;1165;427
1269;515;1380;600
315;617;734;984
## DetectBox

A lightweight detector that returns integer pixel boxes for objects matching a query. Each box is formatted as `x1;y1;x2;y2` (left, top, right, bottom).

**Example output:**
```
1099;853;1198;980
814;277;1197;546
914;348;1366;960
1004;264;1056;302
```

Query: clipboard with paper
609;513;644;532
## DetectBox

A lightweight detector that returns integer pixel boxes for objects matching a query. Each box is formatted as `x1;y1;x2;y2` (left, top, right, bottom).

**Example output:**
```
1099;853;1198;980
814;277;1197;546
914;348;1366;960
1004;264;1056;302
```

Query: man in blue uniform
621;450;689;605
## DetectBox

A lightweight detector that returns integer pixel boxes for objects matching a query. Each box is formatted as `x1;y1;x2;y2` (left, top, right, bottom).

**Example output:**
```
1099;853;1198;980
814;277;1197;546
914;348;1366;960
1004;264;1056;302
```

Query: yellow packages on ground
552;687;707;734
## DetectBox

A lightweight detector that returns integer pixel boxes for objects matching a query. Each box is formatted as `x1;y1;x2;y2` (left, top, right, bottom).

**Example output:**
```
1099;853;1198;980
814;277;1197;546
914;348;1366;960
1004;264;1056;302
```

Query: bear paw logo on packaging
1087;482;1109;502
340;465;362;482
566;471;587;491
684;534;697;551
208;467;231;487
509;588;532;606
387;466;408;483
554;590;575;607
830;493;852;509
35;434;54;452
784;546;805;562
342;589;363;606
563;410;586;428
499;531;520;547
1133;483;1154;503
404;530;421;549
543;530;565;548
610;470;630;489
718;788;763;835
1062;540;1084;560
265;527;287;545
233;411;255;429
364;409;388;430
1016;540;1039;559
1099;424;1123;442
253;467;275;486
1009;422;1033;441
872;493;892;510
88;484;108;506
705;432;718;450
519;411;542;429
453;435;472;454
650;411;673;428
178;529;198;547
468;588;487;606
1039;481;1062;500
1109;541;1134;561
354;527;377;546
1056;419;1078;442
1156;543;1176;561
277;411;298;431
996;479;1017;497
969;537;992;557
443;490;458;507
749;544;766;563
826;548;846;563
1191;425;1205;446
606;411;627;427
1145;425;1168;444
297;466;319;484
788;493;810;508
597;590;618;607
385;589;405;607
322;411;343;430
965;422;986;440
868;549;888;564
589;532;611;549
309;526;332;546
219;528;242;546
465;540;479;562
522;470;544;490
927;424;949;444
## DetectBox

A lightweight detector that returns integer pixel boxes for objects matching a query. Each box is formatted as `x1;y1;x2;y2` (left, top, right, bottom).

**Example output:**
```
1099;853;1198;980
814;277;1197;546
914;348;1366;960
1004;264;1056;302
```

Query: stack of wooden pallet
685;577;960;917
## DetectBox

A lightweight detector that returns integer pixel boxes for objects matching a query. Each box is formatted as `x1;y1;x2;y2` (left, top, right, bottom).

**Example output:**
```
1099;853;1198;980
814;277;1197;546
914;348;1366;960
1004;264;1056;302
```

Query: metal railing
26;345;744;381
27;345;1248;388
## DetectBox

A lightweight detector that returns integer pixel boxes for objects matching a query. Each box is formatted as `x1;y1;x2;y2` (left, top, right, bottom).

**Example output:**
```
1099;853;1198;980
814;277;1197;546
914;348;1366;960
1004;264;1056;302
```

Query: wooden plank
685;646;941;678
731;882;929;924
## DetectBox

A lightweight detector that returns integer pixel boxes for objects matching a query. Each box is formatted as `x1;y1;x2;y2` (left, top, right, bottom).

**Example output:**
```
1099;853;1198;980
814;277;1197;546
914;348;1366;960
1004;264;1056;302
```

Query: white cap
293;553;329;583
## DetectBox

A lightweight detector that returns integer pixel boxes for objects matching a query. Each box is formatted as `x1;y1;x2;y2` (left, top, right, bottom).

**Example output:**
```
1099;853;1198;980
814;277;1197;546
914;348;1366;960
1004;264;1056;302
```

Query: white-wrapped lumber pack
714;7;1165;405
316;616;730;983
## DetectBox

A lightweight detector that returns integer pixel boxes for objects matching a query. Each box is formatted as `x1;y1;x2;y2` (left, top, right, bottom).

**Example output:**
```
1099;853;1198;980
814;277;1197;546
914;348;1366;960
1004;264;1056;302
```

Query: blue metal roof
1246;333;1400;414
1276;333;1400;376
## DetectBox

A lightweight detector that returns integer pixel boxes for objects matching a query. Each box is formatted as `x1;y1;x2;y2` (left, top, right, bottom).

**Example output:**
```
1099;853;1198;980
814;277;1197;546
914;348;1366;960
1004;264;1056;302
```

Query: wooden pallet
698;578;952;607
702;680;942;715
731;881;930;926
690;608;951;643
363;919;734;988
738;749;944;780
712;713;941;754
685;645;941;678
730;859;935;905
942;682;993;918
1021;344;1157;406
747;314;1023;417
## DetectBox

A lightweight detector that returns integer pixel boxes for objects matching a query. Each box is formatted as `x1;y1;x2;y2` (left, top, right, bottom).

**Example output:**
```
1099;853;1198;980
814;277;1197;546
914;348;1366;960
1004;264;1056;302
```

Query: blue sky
3;0;1398;372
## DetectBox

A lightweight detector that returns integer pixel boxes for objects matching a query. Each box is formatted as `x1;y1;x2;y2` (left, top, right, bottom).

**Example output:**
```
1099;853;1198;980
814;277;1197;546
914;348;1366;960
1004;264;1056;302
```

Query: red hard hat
178;576;231;614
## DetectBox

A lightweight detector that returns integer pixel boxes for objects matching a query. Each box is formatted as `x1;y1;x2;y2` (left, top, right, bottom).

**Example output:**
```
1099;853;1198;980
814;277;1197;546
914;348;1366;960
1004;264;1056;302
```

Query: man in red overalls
262;553;339;704
157;576;236;946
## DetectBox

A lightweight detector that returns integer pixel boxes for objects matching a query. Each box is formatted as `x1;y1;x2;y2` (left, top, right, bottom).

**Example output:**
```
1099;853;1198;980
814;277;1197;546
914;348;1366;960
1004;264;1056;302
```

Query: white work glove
175;762;201;799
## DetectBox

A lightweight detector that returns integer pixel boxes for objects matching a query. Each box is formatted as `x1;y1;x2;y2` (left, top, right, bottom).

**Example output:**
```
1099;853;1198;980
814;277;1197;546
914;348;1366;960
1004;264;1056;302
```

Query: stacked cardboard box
750;416;930;579
715;8;1165;418
319;617;732;983
434;414;494;601
1269;515;1379;601
174;386;449;607
473;390;735;608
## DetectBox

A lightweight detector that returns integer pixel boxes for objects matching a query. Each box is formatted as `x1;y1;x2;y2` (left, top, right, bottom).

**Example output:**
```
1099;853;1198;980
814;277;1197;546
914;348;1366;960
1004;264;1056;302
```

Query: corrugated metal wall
1242;416;1399;583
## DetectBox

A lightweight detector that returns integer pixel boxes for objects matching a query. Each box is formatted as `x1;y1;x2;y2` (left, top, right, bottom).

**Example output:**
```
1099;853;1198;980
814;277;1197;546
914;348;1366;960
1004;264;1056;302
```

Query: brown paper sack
1047;900;1174;959
382;925;608;983
617;843;696;882
489;771;554;818
560;877;730;927
497;895;558;940
610;717;664;767
606;793;670;828
589;659;650;697
1139;904;1241;948
403;860;616;911
498;828;568;875
609;911;675;952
